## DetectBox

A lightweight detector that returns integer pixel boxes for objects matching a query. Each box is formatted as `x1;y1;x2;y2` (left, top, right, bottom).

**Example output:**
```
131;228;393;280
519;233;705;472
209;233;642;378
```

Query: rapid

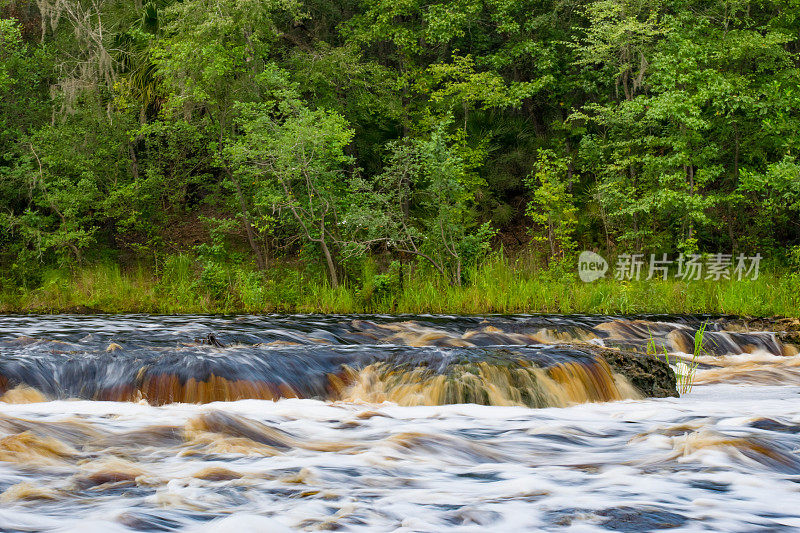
0;314;798;532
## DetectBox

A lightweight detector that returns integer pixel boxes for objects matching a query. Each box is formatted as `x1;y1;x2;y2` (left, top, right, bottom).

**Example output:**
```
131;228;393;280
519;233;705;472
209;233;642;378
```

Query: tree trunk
128;144;139;181
319;236;339;288
229;171;266;271
687;164;695;242
628;164;641;251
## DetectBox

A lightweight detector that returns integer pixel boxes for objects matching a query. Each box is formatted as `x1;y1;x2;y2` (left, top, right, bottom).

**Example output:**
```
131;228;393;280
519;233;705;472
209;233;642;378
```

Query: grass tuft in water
647;322;707;395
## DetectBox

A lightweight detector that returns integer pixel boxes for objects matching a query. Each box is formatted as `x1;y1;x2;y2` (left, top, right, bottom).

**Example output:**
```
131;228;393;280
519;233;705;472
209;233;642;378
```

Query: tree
347;121;493;285
525;150;577;259
145;0;304;269
227;73;355;287
573;0;800;253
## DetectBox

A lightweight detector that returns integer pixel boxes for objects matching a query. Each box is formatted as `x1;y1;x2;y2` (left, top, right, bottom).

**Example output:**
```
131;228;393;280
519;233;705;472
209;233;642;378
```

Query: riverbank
2;256;798;316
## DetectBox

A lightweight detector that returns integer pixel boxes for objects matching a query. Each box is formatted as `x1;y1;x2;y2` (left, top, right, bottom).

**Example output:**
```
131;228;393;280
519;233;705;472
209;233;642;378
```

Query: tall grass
647;321;707;395
1;254;799;316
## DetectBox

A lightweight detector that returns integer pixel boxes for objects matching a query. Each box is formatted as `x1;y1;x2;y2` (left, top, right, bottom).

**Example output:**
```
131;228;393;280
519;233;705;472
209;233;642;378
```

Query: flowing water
0;314;798;532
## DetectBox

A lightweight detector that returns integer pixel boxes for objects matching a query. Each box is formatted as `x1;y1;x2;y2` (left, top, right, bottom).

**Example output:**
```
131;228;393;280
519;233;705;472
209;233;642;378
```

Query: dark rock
597;506;687;531
595;346;678;398
484;342;678;399
203;333;226;347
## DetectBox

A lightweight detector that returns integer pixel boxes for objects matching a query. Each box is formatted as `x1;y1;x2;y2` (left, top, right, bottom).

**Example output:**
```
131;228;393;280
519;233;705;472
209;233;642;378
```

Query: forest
1;0;799;314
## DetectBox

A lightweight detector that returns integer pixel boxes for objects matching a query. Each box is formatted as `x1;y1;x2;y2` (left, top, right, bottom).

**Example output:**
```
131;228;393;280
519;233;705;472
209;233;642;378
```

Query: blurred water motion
0;314;797;531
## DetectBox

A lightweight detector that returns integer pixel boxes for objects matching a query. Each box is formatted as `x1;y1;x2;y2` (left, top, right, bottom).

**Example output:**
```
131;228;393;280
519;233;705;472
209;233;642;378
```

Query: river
0;315;798;532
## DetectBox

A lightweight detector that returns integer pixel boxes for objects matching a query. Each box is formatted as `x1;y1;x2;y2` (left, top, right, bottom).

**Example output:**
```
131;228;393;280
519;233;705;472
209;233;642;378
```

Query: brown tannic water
0;315;798;531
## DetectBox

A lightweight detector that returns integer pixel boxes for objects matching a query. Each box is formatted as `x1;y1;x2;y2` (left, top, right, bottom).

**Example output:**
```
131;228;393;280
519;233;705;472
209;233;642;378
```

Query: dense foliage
1;0;799;292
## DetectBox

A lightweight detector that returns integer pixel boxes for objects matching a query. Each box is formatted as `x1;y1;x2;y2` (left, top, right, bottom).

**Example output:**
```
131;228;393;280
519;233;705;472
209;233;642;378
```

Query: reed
646;321;707;395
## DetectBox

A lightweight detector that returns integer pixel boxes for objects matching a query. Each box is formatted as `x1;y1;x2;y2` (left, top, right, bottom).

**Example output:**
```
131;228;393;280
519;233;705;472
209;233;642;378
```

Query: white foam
1;378;799;530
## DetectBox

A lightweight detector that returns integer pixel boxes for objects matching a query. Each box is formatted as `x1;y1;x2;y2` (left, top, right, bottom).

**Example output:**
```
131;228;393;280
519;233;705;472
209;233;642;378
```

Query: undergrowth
1;254;798;317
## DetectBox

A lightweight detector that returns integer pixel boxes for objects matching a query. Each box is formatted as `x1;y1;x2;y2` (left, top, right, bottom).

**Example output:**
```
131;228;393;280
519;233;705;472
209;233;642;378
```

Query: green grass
647;322;705;395
1;254;799;316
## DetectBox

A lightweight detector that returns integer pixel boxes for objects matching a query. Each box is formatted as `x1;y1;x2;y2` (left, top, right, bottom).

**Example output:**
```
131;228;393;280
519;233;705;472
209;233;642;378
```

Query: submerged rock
61;305;106;314
721;316;800;355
